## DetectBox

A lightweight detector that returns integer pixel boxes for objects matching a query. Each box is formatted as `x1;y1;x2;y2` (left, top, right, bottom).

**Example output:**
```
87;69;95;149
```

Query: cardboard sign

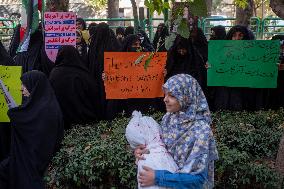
44;12;76;62
0;66;22;122
208;40;279;88
104;52;167;99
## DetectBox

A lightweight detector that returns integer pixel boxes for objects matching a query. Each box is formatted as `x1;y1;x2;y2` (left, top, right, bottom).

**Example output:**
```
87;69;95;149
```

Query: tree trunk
253;2;257;17
206;0;213;16
107;0;119;26
276;134;284;175
270;0;284;19
235;0;254;26
46;0;69;12
130;0;139;32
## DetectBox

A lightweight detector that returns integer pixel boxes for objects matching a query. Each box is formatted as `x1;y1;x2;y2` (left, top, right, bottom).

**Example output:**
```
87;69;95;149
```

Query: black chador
13;27;54;76
49;46;101;128
0;41;14;66
0;41;14;162
0;71;64;189
166;34;207;91
88;23;120;119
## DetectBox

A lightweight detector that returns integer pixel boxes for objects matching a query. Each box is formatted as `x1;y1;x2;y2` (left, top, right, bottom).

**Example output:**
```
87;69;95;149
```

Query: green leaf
144;52;154;70
144;0;150;7
165;33;176;50
234;0;248;8
163;2;170;9
134;54;146;65
173;15;183;25
188;0;208;17
177;18;190;39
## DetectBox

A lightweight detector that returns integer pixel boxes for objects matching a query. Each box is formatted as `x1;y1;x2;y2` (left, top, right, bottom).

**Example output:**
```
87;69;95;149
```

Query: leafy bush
46;110;284;189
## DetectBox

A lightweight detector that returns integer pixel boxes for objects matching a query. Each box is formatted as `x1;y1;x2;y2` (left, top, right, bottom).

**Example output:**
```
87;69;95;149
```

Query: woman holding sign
0;41;15;162
133;74;218;189
213;25;266;111
0;70;64;189
88;23;120;120
107;34;163;119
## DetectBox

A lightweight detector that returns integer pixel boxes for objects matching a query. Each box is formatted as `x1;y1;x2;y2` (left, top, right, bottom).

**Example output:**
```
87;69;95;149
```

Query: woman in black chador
0;41;14;66
0;41;14;162
153;23;169;52
88;22;120;119
121;34;146;52
165;33;207;91
210;25;226;40
137;29;155;52
213;25;263;111
107;35;143;119
76;29;88;67
13;25;54;76
207;25;226;110
116;27;125;48
269;35;284;109
49;46;101;128
0;70;64;189
125;26;134;37
107;34;162;119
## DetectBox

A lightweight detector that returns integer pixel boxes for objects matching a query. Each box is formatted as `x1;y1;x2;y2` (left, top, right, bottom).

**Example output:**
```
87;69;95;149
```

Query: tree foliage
87;0;107;12
144;0;170;16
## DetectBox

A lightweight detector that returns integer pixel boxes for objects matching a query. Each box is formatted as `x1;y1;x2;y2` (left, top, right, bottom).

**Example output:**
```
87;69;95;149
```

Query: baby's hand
134;144;150;165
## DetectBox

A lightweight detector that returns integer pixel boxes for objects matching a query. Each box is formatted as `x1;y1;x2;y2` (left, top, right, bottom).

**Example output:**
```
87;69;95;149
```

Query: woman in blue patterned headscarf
136;74;218;189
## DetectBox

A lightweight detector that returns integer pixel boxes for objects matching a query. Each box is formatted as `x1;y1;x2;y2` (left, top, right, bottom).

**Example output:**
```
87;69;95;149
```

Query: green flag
19;0;39;52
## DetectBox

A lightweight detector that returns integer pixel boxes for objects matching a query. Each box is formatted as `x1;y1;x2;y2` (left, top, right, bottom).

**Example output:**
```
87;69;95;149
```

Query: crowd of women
0;17;283;188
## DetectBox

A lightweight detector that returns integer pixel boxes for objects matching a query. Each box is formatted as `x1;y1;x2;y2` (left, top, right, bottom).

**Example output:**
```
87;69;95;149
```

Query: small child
125;111;178;189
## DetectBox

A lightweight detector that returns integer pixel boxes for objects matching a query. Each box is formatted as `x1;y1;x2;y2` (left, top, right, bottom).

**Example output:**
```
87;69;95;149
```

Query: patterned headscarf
161;74;218;188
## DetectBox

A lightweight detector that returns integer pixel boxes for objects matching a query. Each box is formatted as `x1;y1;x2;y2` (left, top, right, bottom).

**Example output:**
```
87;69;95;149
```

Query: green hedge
46;110;284;189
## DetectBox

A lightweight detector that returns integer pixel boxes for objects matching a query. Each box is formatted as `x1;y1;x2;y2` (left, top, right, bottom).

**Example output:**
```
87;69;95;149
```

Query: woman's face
76;21;84;31
129;40;142;52
232;31;244;40
132;40;141;48
21;84;30;97
177;48;187;56
76;34;82;44
157;25;163;34
164;91;181;113
117;34;124;39
210;30;216;39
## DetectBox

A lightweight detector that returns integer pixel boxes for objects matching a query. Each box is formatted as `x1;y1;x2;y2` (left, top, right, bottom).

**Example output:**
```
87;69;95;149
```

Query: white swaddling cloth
125;111;178;189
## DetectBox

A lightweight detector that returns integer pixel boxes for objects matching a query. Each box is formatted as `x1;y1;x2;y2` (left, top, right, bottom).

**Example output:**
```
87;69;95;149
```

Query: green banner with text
208;40;279;88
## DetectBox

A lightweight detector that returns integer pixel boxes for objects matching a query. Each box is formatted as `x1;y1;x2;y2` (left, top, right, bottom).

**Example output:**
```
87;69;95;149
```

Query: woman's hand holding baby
138;166;155;187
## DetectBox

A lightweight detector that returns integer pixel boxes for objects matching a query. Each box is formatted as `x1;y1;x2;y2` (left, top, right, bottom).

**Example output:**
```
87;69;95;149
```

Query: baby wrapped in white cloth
125;111;178;189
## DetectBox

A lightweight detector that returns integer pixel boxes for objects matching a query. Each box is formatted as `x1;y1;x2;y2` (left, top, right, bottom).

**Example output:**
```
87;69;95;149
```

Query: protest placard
208;40;279;88
104;52;167;99
44;12;76;62
0;66;22;122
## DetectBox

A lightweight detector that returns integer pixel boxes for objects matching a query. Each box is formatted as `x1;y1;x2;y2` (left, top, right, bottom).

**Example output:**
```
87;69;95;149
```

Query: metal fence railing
1;17;284;43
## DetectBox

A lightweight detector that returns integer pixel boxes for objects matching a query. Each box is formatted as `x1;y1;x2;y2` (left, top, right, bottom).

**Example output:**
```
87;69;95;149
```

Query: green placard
208;40;280;88
0;66;22;122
